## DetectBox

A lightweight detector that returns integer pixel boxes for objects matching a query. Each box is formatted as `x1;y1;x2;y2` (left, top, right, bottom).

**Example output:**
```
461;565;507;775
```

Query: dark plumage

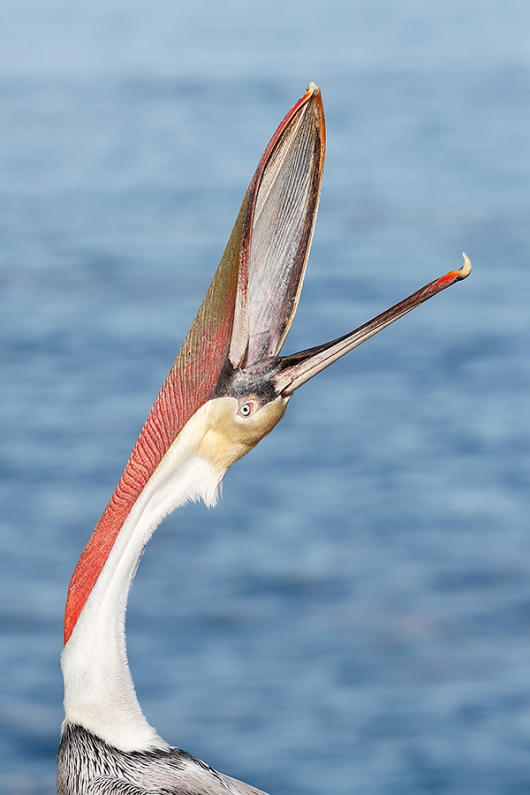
58;725;268;795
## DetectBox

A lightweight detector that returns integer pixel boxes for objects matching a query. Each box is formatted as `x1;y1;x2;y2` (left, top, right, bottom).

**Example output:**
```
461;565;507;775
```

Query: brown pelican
56;83;471;795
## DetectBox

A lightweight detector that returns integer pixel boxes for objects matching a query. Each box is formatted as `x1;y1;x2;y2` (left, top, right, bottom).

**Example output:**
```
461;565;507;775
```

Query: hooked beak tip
458;253;472;280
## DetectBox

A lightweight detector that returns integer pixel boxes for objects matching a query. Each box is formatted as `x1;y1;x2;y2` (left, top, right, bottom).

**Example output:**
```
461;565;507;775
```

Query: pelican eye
238;401;254;417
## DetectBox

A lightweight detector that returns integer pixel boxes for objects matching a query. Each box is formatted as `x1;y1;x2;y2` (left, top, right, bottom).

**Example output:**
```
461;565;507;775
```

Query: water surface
1;3;530;794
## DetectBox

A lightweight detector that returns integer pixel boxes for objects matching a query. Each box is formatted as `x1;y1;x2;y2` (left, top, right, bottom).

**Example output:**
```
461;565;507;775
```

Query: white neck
61;403;224;751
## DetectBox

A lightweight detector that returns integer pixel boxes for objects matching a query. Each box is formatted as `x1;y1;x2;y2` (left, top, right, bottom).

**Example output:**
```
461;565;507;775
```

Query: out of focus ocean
1;2;530;793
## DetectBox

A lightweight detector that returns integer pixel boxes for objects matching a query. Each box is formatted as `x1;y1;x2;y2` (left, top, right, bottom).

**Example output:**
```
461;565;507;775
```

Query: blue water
1;2;530;793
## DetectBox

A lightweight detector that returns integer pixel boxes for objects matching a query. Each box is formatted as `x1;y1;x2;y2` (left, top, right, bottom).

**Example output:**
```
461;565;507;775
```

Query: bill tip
458;253;472;279
306;82;321;96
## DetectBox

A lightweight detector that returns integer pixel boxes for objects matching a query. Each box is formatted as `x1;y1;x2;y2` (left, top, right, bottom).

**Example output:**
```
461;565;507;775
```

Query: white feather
62;403;224;751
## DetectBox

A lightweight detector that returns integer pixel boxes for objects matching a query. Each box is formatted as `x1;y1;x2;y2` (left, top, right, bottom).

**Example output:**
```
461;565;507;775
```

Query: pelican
56;83;471;795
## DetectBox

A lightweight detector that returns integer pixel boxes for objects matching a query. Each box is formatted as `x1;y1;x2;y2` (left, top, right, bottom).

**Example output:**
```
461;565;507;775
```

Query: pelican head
110;80;470;492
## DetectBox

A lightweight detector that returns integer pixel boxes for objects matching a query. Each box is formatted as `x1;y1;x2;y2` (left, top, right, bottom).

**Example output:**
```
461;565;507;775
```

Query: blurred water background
1;1;530;793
